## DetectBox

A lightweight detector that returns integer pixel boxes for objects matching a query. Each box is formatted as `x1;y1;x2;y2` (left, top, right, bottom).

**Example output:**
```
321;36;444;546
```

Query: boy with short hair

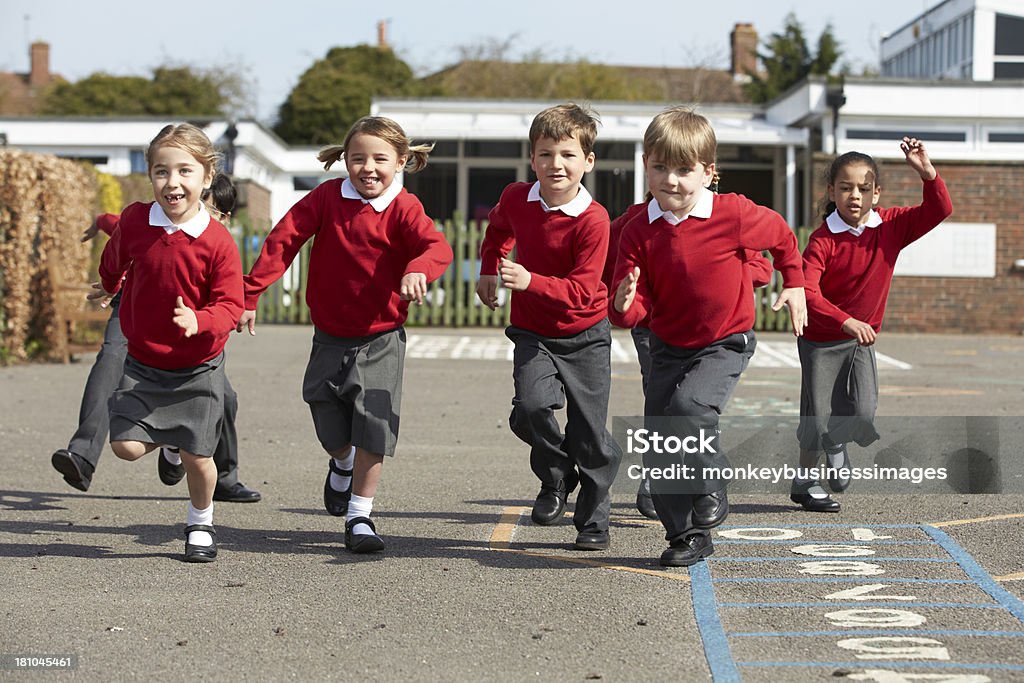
610;107;807;567
477;103;621;551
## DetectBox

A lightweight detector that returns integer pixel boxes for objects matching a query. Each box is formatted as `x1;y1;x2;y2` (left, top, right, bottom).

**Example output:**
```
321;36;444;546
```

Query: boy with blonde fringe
611;107;807;566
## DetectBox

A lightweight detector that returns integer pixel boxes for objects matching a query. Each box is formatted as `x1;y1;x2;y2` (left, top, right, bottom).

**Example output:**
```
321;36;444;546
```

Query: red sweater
98;202;243;370
610;193;803;348
97;213;119;236
480;182;610;337
803;175;953;342
243;180;453;337
602;202;775;328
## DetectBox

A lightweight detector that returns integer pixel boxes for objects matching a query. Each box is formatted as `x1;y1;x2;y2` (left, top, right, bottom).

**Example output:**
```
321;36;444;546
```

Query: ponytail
317;144;345;172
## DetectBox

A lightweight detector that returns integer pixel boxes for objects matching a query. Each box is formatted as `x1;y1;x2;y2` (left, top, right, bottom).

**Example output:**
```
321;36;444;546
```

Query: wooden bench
47;259;111;363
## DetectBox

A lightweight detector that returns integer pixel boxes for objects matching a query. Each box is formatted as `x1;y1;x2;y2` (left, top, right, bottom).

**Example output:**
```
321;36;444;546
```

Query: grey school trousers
505;318;622;533
64;296;242;486
644;330;756;544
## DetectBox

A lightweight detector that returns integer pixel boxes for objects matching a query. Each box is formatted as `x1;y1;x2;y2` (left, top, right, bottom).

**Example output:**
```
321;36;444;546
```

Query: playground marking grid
490;509;1024;682
408;335;911;370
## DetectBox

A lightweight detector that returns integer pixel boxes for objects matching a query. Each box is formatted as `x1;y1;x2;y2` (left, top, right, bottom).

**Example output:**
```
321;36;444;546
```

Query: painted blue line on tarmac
922;524;1024;624
719;602;1003;609
689;561;741;683
709;557;952;562
729;629;1024;638
737;661;1024;672
714;577;972;584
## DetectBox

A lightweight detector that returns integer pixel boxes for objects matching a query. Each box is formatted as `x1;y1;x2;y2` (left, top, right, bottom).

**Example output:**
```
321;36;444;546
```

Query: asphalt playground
2;326;1022;681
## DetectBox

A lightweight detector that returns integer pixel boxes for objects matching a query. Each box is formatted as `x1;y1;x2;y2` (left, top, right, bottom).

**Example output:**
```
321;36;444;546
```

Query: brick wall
235;179;272;233
810;154;1024;334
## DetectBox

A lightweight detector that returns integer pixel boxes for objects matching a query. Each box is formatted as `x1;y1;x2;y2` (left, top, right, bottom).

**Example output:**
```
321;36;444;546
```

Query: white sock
162;446;182;466
186;502;214;546
347;494;374;536
825;445;847;469
329;446;355;492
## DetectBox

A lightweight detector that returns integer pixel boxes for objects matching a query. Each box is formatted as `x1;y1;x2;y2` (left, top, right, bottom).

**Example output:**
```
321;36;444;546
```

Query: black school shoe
157;448;185;486
323;458;353;517
790;481;841;513
635;480;658;520
214;482;262;503
660;534;714;567
184;524;217;563
790;491;841;513
51;449;94;492
531;471;579;526
692;488;729;529
574;529;610;551
345;516;385;553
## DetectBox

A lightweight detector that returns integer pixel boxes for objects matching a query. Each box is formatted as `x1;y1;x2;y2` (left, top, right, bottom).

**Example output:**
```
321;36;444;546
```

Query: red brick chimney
730;23;758;82
377;20;389;51
29;41;51;88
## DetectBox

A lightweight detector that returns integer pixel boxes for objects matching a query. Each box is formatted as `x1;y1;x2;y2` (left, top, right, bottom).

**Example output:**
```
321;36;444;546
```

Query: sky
1;0;939;123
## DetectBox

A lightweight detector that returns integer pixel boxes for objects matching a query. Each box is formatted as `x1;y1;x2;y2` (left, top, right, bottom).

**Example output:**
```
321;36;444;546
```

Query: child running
610;107;806;567
602;185;774;521
791;137;953;512
477;103;621;551
52;174;260;503
98;123;244;563
237;116;453;553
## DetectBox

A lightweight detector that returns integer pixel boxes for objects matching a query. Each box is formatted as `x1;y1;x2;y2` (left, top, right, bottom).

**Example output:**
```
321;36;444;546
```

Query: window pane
464;141;522;158
402;163;457;220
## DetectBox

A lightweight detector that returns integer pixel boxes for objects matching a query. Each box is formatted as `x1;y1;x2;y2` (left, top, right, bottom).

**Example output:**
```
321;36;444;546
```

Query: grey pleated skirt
796;336;880;451
108;352;226;457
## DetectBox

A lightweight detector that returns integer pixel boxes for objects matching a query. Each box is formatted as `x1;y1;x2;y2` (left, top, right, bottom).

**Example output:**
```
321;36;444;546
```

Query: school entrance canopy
371;98;809;226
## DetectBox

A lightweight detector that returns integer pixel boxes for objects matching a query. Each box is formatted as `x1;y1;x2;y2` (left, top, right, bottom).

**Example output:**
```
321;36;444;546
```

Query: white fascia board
0;118;169;147
840;81;1024;119
374;99;805;147
764;81;828;127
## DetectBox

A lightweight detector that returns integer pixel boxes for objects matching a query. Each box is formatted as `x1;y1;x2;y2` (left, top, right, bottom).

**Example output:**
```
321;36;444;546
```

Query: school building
1;2;1021;333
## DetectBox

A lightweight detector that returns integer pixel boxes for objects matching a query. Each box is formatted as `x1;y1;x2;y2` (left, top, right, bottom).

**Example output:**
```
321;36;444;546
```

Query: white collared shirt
341;176;403;212
149;202;210;238
647;186;714;225
826;209;883;237
527;181;593;217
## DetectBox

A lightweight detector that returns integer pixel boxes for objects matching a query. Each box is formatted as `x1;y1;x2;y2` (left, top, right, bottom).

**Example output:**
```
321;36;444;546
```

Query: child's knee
111;440;144;461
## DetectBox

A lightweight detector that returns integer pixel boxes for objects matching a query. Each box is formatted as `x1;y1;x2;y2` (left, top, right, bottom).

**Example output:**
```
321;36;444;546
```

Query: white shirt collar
826;208;883;237
527;181;593;217
647;186;714;226
149;202;210;238
341;176;403;212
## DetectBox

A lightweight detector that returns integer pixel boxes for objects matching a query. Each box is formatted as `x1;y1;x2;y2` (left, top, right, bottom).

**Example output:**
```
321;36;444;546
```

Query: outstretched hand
81;220;101;243
236;309;256;336
172;296;199;338
400;272;428;305
841;317;877;346
86;282;114;308
614;267;640;313
476;275;499;310
773;286;807;337
900;137;936;181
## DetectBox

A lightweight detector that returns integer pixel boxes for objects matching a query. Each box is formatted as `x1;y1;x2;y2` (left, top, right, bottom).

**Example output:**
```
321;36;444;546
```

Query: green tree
39;65;242;116
274;45;419;145
745;13;842;103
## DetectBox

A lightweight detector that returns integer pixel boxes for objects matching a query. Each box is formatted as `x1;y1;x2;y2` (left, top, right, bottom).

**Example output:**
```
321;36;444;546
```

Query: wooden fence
238;216;811;331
